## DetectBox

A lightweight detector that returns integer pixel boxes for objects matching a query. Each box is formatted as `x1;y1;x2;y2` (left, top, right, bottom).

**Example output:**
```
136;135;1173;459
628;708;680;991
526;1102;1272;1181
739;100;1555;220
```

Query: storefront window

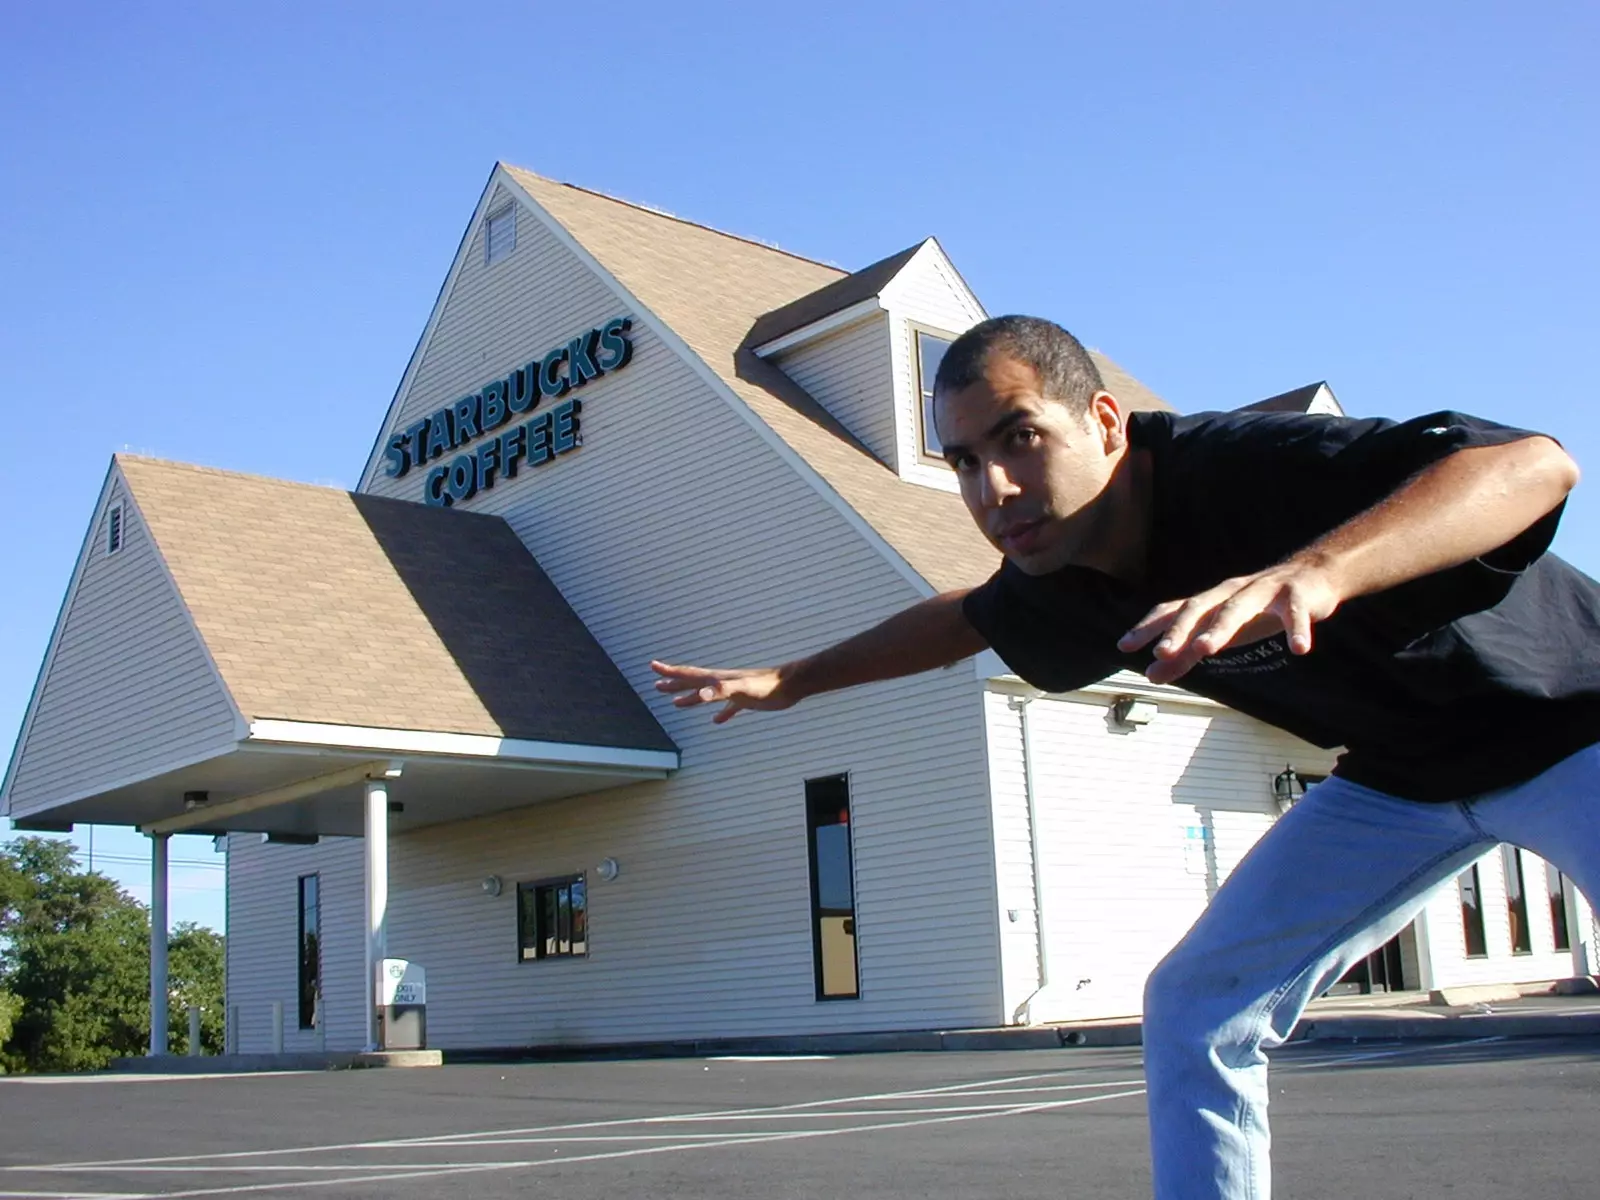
806;775;859;999
1502;845;1532;954
517;876;587;961
297;874;320;1029
1458;864;1488;958
1547;863;1574;952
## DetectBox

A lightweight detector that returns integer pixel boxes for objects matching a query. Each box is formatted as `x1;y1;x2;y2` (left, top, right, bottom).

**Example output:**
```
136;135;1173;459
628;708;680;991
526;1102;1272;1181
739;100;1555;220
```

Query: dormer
747;239;987;492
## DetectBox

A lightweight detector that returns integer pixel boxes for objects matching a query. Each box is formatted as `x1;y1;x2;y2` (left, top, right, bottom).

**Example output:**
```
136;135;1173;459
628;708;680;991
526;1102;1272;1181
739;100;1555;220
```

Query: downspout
1010;692;1051;1025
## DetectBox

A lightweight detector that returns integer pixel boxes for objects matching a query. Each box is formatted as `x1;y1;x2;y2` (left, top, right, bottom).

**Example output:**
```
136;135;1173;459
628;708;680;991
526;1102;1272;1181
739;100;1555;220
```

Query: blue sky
2;2;1596;931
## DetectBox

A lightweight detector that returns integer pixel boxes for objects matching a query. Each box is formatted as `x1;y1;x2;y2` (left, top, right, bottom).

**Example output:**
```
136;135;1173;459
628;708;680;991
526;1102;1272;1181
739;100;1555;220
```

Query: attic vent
106;503;124;555
485;206;516;265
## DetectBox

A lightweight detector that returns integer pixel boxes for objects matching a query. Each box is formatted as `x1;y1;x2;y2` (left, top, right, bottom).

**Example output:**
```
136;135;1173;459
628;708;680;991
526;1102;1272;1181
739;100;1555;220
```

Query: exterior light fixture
1272;765;1307;813
1111;697;1158;729
183;790;209;811
595;857;621;883
480;875;503;897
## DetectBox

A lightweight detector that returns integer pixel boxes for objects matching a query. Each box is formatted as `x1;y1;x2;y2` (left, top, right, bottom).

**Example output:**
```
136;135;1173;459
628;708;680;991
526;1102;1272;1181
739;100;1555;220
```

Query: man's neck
1076;446;1155;584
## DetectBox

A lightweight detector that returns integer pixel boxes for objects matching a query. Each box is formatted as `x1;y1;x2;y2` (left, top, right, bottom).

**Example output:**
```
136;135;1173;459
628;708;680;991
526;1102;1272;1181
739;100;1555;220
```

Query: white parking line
82;1089;1155;1200
21;1069;1088;1170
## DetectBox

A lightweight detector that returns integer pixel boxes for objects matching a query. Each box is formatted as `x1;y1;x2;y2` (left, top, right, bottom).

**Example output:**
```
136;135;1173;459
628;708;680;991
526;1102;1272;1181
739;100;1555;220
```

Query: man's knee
1144;938;1242;1045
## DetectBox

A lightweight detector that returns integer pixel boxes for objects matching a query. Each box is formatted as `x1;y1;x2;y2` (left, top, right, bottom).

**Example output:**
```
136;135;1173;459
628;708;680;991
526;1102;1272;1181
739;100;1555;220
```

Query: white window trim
910;321;959;466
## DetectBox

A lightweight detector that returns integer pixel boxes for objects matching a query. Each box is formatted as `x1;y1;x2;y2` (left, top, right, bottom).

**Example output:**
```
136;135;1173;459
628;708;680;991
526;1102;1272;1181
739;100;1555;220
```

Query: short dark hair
933;315;1104;415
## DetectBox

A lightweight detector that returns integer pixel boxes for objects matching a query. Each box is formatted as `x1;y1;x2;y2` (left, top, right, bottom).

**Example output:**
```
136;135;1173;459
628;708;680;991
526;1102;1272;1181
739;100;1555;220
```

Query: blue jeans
1142;741;1600;1200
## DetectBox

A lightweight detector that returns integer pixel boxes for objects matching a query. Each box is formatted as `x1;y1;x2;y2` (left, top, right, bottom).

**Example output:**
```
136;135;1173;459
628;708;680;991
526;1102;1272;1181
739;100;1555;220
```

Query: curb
107;1011;1600;1072
110;1050;444;1073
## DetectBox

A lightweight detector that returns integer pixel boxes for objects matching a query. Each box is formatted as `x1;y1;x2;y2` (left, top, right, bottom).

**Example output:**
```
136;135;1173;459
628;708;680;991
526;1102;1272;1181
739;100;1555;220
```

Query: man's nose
981;462;1021;506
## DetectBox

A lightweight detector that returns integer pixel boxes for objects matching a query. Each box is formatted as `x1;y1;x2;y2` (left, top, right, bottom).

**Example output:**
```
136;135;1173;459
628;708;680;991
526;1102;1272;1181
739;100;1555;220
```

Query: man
650;315;1596;1200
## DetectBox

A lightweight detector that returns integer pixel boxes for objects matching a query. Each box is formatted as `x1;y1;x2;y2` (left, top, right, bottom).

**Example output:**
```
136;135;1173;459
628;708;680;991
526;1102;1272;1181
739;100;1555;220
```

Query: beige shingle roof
118;456;676;751
506;167;1172;593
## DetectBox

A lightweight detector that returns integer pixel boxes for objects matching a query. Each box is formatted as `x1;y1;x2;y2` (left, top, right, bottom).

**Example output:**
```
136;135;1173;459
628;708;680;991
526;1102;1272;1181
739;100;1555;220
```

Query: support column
149;832;170;1056
363;776;389;1051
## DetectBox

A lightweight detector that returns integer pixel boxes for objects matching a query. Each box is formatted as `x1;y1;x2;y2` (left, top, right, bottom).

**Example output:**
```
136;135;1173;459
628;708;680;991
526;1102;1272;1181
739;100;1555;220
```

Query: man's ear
1089;390;1127;453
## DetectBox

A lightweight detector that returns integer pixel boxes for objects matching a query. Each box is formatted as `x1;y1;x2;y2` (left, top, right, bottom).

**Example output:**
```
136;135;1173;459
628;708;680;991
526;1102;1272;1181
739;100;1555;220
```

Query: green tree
168;922;225;1054
0;836;151;1072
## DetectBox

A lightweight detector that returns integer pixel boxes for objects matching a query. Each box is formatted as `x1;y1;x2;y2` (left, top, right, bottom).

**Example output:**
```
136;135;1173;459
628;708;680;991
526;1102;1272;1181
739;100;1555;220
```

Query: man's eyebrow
942;409;1029;462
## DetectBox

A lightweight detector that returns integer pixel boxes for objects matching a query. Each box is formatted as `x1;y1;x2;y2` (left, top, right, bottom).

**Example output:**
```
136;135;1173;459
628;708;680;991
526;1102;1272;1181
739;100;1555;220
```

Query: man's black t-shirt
962;409;1600;802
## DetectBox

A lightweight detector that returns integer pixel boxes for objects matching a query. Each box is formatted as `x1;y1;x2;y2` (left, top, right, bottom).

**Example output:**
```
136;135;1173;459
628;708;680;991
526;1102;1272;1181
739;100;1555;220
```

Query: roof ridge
115;453;354;493
502;163;847;277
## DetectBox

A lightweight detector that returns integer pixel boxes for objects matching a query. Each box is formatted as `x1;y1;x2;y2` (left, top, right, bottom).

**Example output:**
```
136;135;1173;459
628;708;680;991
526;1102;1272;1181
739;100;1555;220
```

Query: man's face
935;354;1125;576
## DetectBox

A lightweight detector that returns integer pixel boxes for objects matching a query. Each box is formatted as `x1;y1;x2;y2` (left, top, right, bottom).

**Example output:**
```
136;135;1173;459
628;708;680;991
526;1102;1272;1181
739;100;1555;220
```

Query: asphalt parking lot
2;1037;1597;1199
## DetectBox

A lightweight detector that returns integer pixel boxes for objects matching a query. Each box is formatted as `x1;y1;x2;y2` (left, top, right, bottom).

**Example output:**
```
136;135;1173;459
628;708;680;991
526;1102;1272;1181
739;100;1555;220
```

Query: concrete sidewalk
108;987;1600;1073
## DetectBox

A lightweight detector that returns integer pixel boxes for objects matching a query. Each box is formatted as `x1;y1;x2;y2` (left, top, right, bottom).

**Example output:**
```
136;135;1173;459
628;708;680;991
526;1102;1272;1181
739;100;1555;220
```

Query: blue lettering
425;410;453;460
551;398;582;455
480;381;508;431
507;363;538;414
451;394;481;445
382;432;409;478
597;316;634;371
475;439;501;492
567;330;601;388
445;455;477;503
526;411;553;466
499;425;526;478
423;465;449;507
540;346;570;398
401;419;429;471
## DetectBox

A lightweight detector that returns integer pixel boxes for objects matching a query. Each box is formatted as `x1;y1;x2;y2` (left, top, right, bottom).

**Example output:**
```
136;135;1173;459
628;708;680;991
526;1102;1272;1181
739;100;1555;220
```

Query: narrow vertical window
517;876;587;961
297;874;320;1029
1458;864;1488;958
914;328;953;460
1501;846;1532;953
106;503;124;555
806;775;859;1000
485;206;516;265
1547;862;1574;952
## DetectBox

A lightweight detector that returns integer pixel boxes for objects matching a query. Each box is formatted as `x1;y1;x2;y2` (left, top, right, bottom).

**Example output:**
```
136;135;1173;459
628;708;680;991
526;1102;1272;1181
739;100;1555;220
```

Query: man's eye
1008;427;1039;447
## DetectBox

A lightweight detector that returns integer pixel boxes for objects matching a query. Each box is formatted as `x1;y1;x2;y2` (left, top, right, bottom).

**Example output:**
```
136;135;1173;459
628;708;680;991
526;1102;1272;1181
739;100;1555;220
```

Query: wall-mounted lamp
1272;765;1307;813
595;857;620;883
1111;697;1158;729
480;875;503;897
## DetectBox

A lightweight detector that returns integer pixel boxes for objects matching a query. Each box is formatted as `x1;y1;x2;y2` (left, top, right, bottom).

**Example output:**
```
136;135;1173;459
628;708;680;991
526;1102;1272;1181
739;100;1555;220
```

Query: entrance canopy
3;457;679;837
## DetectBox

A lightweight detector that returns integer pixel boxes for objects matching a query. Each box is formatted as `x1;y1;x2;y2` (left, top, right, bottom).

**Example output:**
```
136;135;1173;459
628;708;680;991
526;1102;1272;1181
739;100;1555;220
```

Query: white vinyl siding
772;312;896;467
1413;845;1590;991
985;687;1337;1022
226;834;365;1053
233;187;1005;1050
5;478;240;818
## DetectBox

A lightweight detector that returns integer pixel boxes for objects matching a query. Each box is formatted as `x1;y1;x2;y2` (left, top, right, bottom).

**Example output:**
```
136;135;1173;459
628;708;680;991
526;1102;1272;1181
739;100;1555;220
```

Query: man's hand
1118;560;1342;685
650;661;798;724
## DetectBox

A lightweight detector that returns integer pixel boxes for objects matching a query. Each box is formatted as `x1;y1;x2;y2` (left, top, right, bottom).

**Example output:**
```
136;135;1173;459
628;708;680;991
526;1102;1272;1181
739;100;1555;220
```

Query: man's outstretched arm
1121;435;1580;683
651;589;989;724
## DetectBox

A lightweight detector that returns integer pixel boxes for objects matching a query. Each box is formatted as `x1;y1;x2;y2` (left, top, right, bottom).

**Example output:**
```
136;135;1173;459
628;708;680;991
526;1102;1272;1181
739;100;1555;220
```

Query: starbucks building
4;164;1590;1055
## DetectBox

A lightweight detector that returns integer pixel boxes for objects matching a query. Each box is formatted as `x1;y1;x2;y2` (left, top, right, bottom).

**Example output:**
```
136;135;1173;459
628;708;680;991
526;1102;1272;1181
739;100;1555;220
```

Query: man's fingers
1118;600;1184;652
1284;590;1314;655
1188;582;1281;658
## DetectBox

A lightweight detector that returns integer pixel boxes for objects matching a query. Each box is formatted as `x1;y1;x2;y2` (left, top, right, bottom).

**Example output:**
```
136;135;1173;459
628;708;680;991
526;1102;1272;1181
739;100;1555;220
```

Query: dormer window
485;206;516;266
913;327;954;461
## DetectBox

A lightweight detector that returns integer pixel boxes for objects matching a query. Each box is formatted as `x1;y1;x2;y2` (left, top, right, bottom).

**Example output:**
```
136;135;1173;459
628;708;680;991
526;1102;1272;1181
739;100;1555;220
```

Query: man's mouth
994;518;1045;555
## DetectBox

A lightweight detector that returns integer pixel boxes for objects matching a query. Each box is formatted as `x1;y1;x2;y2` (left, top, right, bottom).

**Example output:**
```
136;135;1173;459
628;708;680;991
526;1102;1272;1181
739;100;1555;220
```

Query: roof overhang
749;297;884;358
14;723;679;839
